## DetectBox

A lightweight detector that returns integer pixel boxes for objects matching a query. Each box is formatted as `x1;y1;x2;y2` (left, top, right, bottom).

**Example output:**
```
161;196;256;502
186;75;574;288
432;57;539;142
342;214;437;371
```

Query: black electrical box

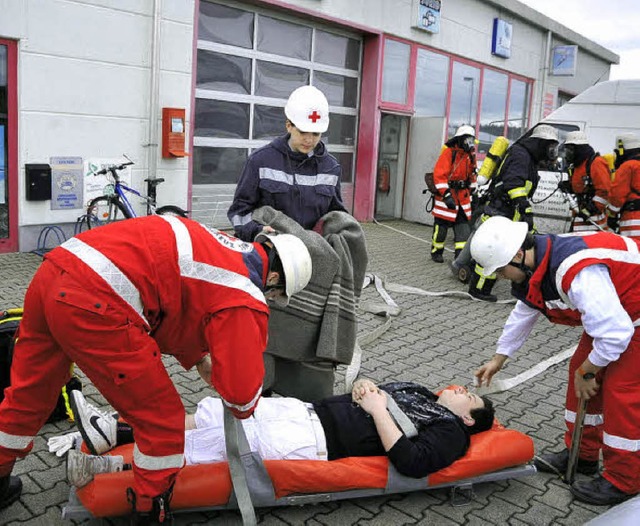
25;164;52;201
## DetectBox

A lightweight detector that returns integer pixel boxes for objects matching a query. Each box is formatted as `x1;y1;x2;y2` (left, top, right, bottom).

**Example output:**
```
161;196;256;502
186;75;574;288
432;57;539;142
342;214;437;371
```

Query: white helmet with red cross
285;85;330;133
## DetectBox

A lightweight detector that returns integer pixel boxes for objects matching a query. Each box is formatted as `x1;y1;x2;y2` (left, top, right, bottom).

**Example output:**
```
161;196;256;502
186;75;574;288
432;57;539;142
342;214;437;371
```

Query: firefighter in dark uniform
451;124;559;301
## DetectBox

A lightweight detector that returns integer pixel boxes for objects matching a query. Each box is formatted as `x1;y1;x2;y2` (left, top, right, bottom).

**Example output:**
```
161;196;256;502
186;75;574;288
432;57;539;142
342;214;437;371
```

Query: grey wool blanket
252;206;368;364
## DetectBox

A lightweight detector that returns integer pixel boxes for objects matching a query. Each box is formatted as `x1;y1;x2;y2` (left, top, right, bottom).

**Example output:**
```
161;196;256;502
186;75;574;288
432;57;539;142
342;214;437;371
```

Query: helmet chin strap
507;250;534;281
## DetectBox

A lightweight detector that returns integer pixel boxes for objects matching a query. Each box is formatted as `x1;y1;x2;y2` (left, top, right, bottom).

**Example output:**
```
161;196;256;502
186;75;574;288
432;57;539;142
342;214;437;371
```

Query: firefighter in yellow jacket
430;125;477;263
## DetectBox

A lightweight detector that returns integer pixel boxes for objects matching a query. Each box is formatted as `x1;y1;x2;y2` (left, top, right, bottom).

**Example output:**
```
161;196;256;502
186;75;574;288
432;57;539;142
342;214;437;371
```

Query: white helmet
617;133;640;151
454;125;475;138
564;131;589;146
530;124;559;142
284;85;330;133
255;232;312;306
470;216;529;276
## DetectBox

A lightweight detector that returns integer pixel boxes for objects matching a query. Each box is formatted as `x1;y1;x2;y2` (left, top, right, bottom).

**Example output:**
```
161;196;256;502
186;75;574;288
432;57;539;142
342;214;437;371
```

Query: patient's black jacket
312;382;471;478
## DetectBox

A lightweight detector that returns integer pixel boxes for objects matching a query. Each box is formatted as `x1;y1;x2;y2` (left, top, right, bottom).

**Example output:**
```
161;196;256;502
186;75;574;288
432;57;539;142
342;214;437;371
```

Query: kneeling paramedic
471;216;640;506
0;215;312;521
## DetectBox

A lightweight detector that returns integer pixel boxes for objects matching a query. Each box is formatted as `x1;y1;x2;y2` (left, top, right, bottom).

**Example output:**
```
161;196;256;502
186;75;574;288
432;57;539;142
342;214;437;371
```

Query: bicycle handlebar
93;160;135;176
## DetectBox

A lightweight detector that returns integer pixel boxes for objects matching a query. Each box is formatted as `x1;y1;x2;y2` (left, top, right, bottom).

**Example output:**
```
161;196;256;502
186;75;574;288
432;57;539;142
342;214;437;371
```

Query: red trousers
564;330;640;494
0;261;185;511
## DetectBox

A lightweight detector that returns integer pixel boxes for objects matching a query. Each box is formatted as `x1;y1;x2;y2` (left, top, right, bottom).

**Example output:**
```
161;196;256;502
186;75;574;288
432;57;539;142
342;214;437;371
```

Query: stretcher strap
386;396;418;439
223;407;257;526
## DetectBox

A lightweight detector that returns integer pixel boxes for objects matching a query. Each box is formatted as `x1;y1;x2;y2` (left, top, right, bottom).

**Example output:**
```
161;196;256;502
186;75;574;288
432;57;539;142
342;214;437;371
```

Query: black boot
0;475;22;511
128;486;174;525
468;271;497;302
534;449;599;476
431;249;444;263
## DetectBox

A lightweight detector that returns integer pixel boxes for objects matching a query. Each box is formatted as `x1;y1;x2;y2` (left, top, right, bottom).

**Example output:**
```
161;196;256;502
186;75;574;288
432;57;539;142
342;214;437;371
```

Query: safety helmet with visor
529;124;560;161
470;216;529;276
453;124;476;152
255;232;312;307
284;85;330;133
563;131;589;164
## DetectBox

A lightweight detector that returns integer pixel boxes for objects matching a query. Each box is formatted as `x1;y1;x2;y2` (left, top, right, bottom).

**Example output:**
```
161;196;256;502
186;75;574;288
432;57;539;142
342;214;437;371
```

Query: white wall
0;0;195;250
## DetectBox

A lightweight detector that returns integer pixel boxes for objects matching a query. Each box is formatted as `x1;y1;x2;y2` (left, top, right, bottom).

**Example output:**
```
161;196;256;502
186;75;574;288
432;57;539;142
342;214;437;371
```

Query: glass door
0;40;17;252
375;113;409;219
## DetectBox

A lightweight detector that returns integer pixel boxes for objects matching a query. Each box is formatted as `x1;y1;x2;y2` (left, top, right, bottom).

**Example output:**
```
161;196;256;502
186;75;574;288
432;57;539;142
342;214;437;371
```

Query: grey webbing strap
386;395;418;439
223;407;257;526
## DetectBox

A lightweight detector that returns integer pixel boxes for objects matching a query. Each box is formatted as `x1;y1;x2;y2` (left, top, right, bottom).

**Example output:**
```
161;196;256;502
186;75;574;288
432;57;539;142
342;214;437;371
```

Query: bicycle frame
113;182;153;218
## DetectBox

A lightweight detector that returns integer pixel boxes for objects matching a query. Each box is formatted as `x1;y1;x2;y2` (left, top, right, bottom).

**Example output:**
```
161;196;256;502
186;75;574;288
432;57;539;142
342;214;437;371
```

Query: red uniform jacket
47;215;270;417
431;146;476;222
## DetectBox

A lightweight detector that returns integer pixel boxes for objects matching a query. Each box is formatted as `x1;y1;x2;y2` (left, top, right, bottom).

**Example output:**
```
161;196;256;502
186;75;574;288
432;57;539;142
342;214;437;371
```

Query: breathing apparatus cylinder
602;152;616;181
477;136;510;186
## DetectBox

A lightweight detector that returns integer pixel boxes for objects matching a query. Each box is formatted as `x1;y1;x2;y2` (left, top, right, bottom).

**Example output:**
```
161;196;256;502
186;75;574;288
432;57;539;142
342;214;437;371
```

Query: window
448;62;480;138
198;3;253;49
478;70;508;154
414;49;449;117
196;50;251;94
381;39;410;105
195;0;362;190
507;79;529;141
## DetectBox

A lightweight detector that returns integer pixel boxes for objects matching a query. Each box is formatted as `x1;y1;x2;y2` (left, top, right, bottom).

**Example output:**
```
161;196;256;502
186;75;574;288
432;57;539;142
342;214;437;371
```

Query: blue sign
551;45;578;76
0;126;5;204
416;0;441;34
492;18;512;59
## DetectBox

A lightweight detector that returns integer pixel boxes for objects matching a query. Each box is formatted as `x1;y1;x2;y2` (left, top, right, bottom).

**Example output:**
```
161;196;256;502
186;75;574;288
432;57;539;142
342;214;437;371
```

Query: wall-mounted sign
551;45;578;76
414;0;442;34
50;157;83;210
491;18;512;58
543;92;556;118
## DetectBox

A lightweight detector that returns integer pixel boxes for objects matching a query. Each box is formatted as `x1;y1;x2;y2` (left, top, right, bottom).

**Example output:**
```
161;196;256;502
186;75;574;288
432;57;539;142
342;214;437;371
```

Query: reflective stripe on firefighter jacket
431;146;476;222
484;143;538;221
46;215;270;415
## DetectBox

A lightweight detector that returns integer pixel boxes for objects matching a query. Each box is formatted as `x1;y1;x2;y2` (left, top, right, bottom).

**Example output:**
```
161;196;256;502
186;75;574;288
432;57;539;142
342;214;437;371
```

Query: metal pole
565;397;588;484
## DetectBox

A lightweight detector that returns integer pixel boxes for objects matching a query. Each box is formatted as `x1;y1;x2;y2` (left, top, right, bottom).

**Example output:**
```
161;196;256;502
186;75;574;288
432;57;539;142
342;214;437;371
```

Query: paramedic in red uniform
0;215;312;521
430;125;477;263
607;133;640;238
471;216;640;506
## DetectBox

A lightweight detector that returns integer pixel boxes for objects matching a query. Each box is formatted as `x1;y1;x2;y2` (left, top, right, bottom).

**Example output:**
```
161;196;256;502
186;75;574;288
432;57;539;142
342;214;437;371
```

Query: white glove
47;431;82;457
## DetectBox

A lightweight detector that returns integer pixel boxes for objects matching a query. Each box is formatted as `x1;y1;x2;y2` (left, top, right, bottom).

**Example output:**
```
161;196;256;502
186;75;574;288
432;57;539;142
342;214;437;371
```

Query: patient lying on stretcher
51;379;494;488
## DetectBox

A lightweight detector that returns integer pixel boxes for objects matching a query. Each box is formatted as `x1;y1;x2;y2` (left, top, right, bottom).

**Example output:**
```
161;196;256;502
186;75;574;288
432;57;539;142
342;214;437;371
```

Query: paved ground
0;220;614;525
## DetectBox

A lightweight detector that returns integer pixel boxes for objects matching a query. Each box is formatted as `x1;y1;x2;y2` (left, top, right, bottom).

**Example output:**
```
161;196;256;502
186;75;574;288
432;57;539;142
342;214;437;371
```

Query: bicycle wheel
86;196;130;229
155;205;188;218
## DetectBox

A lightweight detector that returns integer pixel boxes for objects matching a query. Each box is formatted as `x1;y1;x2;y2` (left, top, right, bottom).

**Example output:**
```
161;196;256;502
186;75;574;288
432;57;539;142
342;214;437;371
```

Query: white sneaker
66;449;124;488
69;390;118;455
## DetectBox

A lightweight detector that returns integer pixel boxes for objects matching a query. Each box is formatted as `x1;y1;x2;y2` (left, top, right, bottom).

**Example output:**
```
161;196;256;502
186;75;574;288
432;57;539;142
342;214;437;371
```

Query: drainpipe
538;30;552;122
146;0;162;183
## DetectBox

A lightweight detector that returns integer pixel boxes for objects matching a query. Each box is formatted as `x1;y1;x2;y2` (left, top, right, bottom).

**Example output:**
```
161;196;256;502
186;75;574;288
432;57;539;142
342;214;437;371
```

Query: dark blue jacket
227;135;346;241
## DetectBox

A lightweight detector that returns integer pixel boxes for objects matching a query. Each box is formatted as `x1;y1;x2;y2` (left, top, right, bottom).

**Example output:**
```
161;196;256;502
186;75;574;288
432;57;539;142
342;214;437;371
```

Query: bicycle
83;157;187;230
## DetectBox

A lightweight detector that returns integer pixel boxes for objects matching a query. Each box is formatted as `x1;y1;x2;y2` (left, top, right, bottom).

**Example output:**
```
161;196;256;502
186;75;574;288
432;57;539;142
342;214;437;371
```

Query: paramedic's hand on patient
475;354;508;387
196;354;213;386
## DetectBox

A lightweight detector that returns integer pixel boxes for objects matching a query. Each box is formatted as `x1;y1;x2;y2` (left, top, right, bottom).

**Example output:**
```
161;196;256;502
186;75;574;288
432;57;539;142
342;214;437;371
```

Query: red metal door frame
0;38;18;253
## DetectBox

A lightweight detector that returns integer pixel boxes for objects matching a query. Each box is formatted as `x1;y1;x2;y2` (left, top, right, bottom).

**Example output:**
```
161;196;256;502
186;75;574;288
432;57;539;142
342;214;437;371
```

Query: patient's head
437;386;495;434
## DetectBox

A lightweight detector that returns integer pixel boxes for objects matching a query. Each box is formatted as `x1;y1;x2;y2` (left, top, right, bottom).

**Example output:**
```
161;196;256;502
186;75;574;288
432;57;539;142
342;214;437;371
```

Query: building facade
0;0;619;252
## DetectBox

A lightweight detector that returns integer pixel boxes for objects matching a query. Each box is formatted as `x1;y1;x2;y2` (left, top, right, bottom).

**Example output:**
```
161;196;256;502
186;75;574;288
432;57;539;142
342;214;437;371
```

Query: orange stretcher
62;420;536;520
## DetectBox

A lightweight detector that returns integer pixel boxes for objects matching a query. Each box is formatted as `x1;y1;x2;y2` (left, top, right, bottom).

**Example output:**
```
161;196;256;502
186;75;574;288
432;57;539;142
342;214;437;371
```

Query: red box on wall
162;107;189;158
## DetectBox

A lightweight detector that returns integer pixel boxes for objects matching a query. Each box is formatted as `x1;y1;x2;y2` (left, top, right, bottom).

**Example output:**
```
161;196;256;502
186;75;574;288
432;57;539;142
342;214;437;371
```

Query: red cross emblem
308;110;321;123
